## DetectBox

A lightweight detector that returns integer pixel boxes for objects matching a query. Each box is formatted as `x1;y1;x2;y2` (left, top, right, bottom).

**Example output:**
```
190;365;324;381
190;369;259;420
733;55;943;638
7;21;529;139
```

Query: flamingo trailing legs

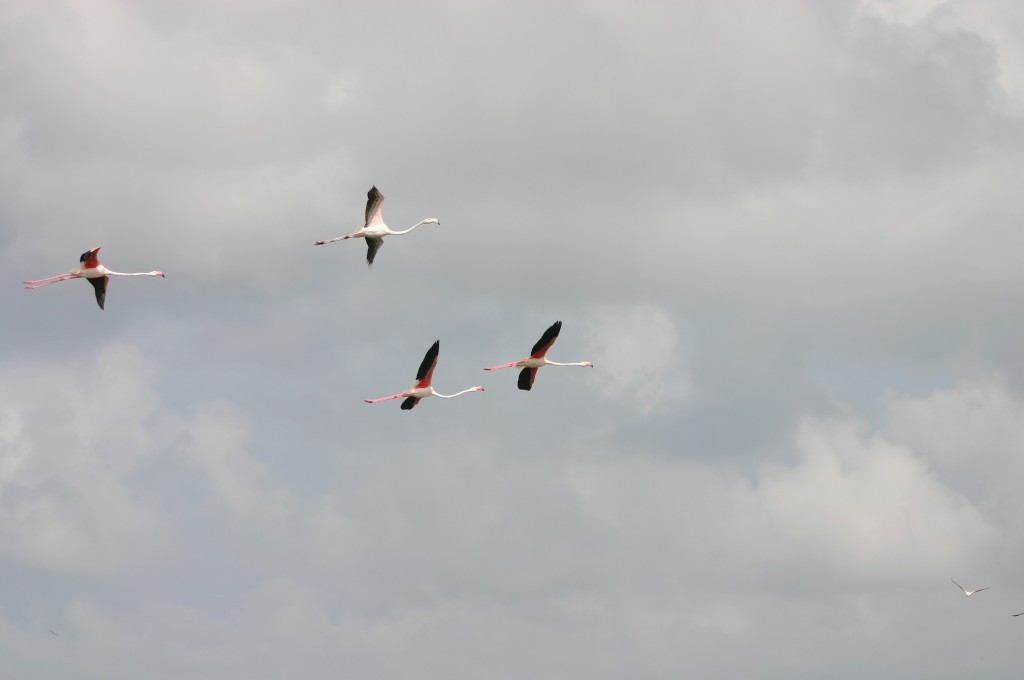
314;186;439;266
483;321;593;391
24;246;165;310
365;341;484;410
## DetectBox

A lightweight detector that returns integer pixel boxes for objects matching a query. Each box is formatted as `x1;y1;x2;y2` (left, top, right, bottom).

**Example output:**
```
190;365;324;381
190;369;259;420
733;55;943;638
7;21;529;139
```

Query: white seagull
951;578;990;597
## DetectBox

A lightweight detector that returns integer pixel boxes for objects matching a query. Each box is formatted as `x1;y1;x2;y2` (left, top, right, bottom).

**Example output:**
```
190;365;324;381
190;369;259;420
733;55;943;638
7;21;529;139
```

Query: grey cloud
4;1;1024;678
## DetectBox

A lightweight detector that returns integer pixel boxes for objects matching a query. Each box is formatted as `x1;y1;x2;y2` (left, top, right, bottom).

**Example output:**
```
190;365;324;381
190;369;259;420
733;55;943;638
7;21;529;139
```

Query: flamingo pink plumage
365;340;484;410
23;246;165;310
483;321;593;390
314;186;439;266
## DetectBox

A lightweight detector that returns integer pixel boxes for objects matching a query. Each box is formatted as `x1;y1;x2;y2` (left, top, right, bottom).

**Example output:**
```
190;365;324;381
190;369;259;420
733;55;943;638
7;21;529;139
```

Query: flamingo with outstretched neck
484;321;593;390
24;246;164;310
365;341;483;410
314;186;439;266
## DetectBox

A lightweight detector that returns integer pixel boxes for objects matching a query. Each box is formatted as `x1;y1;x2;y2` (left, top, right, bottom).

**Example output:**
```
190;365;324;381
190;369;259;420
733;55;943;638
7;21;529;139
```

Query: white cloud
882;380;1024;537
571;410;998;593
180;400;288;528
0;345;172;573
860;0;945;25
746;416;998;583
584;304;688;415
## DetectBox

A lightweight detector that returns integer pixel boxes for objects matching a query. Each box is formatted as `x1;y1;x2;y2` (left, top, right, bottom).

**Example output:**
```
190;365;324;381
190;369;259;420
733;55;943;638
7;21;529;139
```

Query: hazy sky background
3;0;1024;677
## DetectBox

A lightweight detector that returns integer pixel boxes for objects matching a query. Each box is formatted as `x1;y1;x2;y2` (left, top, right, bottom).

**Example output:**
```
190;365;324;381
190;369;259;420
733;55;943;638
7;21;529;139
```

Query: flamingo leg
364;393;407;404
24;275;75;289
24;273;74;285
315;232;362;246
483;361;519;371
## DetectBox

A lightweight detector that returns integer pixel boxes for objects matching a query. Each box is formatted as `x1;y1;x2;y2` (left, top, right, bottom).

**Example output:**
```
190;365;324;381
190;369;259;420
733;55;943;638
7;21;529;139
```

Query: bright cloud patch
0;345;171;573
584;303;687;414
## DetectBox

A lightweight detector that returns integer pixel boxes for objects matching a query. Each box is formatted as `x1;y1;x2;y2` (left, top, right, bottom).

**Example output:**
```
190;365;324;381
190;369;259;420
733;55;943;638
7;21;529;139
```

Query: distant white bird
314;186;439;266
951;578;990;597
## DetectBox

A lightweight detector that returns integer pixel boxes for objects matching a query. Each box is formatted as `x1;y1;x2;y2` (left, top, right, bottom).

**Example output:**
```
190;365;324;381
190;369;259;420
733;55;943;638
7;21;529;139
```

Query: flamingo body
314;186;439;266
24;247;165;310
365;340;484;410
483;321;593;391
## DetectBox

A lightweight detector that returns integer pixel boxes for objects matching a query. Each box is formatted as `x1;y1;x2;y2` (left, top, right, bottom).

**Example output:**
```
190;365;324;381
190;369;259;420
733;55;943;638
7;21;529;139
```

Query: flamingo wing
401;396;421;410
365;186;385;227
365;237;383;266
531;320;562;358
415;340;440;388
88;276;108;310
518;366;538;391
80;247;101;269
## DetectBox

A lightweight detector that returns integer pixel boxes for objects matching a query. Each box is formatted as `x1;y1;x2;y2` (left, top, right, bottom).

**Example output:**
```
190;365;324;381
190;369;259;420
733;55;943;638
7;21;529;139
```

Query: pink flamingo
24;246;165;310
365;340;484;410
314;186;439;266
484;321;593;391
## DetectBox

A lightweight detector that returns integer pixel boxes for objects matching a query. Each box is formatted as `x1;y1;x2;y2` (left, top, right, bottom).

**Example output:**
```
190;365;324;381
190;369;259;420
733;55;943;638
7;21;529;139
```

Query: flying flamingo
951;578;990;597
24;246;165;310
314;186;439;266
365;340;484;410
483;320;593;391
1012;612;1024;617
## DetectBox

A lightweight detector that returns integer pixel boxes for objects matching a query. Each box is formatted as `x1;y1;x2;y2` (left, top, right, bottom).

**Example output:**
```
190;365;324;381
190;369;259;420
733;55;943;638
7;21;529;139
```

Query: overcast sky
3;0;1024;677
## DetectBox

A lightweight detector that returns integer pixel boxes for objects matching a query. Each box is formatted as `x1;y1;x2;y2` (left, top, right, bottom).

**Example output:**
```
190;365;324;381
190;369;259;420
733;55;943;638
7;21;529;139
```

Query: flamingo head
424;218;440;225
152;271;166;277
471;386;485;392
583;361;594;367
